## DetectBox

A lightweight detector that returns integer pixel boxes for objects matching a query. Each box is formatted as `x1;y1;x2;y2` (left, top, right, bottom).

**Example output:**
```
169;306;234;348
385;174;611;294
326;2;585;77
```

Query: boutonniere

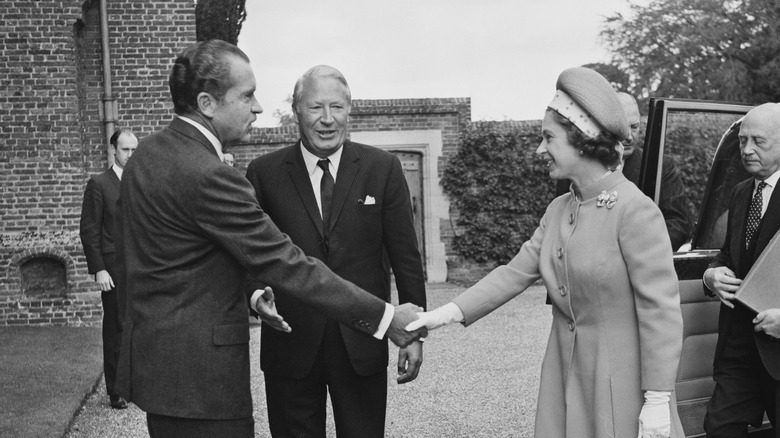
596;190;618;209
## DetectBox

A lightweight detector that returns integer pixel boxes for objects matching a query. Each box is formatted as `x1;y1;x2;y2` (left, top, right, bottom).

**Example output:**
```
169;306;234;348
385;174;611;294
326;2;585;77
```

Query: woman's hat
549;67;630;141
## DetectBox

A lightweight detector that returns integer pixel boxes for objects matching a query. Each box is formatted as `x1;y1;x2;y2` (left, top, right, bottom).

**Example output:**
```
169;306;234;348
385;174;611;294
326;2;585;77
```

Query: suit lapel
328;142;359;235
732;180;752;274
107;168;121;189
753;181;780;258
285;146;325;237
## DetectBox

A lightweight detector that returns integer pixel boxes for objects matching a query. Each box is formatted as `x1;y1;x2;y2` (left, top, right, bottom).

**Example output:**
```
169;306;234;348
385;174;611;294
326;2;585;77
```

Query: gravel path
64;283;551;438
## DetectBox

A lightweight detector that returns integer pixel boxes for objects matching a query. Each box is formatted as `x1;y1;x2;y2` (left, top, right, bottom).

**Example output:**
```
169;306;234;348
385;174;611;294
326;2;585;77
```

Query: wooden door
392;151;425;269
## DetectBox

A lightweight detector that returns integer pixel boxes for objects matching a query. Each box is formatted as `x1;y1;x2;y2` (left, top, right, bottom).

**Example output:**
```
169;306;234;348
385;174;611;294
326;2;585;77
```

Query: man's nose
320;107;334;124
251;97;263;114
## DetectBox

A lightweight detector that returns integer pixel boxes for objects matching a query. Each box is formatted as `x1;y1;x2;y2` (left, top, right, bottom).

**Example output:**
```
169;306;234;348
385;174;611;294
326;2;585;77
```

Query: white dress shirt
251;142;395;340
111;164;123;180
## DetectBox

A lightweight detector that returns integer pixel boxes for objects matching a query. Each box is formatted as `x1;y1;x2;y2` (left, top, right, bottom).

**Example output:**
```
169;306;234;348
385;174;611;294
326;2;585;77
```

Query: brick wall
0;2;486;325
0;0;195;325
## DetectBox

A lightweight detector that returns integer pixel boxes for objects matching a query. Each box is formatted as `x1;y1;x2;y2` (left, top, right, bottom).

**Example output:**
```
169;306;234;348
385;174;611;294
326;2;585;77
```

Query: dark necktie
317;159;334;232
745;180;767;249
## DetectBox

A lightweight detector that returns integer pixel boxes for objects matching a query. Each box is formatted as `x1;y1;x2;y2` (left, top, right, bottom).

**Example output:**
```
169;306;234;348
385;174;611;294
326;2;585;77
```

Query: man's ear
197;92;217;118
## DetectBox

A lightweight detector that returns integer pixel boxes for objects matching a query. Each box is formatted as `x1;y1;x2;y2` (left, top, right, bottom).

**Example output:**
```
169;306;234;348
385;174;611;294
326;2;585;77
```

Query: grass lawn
0;326;102;438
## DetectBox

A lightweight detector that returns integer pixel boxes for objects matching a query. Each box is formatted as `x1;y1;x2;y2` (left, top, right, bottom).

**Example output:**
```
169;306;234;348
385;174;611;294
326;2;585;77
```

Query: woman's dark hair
549;109;622;168
169;39;250;115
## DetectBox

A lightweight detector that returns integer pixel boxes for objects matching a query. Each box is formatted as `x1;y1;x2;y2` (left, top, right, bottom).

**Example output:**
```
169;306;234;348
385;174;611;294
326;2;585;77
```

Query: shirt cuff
702;269;716;297
373;303;394;340
249;288;265;312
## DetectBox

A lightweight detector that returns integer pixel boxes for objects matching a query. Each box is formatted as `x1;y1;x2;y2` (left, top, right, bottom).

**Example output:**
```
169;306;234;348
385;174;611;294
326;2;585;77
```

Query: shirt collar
111;164;123;180
300;142;344;177
177;115;224;162
758;169;780;189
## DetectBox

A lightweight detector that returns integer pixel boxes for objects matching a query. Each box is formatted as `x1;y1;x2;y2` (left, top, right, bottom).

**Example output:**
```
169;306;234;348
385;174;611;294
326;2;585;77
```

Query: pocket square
359;195;376;205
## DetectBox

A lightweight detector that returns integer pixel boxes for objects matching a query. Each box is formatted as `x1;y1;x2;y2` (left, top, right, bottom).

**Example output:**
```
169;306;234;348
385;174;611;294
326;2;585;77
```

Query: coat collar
169;117;222;160
571;171;628;202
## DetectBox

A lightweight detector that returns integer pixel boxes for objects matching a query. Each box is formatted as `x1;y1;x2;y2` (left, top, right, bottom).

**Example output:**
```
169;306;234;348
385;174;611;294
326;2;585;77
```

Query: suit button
568;320;575;331
559;285;566;296
569;214;574;224
557;248;563;258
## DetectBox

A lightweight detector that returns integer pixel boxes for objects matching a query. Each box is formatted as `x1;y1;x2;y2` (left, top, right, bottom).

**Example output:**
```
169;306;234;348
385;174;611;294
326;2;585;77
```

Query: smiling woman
408;66;685;438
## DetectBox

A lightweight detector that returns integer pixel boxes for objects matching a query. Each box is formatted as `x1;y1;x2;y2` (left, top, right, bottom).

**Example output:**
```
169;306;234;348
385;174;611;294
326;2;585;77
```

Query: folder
735;231;780;314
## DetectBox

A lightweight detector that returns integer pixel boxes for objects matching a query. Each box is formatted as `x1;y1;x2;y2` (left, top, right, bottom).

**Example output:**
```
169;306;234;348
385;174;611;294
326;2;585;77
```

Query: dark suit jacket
246;141;426;378
114;118;389;420
709;177;780;379
79;168;120;274
619;149;692;250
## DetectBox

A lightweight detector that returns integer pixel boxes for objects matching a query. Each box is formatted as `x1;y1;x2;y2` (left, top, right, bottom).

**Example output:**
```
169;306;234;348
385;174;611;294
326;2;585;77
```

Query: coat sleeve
79;177;105;274
659;157;692;251
619;195;683;390
710;185;741;271
191;165;388;336
452;204;548;326
382;155;426;310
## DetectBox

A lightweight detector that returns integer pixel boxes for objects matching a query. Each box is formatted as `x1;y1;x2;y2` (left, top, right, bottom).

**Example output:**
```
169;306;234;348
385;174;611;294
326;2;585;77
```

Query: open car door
640;99;773;437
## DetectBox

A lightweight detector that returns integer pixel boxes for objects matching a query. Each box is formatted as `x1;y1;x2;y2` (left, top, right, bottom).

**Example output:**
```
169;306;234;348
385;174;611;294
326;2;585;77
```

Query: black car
641;98;773;437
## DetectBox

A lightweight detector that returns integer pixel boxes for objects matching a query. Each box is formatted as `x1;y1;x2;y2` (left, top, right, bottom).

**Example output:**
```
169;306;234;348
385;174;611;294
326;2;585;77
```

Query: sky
237;0;638;128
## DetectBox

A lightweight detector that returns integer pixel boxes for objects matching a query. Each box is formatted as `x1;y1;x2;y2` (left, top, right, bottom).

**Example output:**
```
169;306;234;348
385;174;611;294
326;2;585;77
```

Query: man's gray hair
291;65;351;111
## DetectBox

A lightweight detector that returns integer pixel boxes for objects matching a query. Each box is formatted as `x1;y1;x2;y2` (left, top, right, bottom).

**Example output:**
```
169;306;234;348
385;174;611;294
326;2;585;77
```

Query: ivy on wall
442;122;554;265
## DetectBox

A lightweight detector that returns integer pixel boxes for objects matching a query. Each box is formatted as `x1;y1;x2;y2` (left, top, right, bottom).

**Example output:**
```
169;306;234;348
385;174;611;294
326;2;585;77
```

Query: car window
660;111;748;251
691;121;750;249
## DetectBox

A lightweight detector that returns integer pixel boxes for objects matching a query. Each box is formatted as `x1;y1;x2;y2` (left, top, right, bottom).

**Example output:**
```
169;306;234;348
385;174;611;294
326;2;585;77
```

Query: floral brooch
596;190;618;209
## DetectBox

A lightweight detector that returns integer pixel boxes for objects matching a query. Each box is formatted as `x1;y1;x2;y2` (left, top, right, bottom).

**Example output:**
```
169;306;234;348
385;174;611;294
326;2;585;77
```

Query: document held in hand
735;231;780;314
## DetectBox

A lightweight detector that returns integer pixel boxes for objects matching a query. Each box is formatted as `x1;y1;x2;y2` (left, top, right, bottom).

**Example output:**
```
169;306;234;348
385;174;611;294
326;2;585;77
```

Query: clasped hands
704;267;780;338
250;288;433;346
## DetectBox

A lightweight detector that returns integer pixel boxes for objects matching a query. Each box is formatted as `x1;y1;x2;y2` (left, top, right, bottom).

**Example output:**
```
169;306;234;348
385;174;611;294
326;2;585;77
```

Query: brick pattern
0;0;194;325
0;2;494;323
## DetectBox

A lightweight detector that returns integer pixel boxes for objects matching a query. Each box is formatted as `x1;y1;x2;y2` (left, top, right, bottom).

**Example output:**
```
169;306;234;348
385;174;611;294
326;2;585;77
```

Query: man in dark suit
246;65;427;438
113;41;423;438
79;128;137;410
703;103;780;437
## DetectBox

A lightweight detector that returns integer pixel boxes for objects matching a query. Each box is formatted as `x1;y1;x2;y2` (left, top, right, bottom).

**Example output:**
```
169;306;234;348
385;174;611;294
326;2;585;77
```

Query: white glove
637;390;671;438
405;302;464;332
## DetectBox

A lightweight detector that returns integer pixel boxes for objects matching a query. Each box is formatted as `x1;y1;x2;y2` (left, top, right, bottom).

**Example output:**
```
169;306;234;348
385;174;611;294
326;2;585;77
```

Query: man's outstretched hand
252;286;291;333
387;303;427;347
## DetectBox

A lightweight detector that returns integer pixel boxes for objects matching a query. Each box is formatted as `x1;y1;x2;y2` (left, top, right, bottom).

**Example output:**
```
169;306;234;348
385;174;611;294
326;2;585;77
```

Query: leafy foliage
441;122;553;265
273;95;297;127
195;0;247;45
601;0;780;111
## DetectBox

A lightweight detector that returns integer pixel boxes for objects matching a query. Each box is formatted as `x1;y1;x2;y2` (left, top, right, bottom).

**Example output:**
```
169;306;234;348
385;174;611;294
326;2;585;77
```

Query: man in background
617;92;692;250
79;128;137;410
703;102;780;437
246;65;426;438
223;152;235;167
114;41;422;437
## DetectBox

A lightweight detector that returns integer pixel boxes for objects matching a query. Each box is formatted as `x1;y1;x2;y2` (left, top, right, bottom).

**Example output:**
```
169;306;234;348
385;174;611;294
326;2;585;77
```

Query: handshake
253;287;463;347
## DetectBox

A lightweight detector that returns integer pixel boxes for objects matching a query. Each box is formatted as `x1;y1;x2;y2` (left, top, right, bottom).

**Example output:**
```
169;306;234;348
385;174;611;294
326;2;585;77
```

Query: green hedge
443;116;732;267
442;122;553;265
